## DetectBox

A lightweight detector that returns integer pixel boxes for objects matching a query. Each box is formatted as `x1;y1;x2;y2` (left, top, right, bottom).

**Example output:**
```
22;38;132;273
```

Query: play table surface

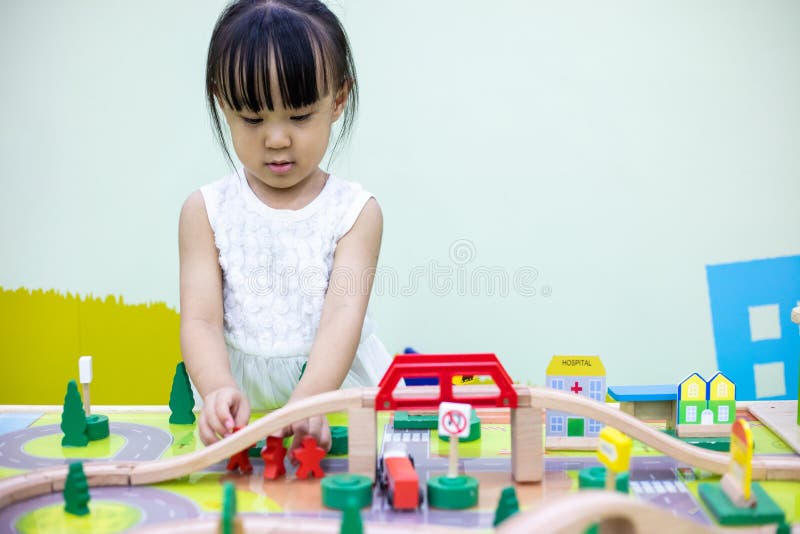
0;404;798;533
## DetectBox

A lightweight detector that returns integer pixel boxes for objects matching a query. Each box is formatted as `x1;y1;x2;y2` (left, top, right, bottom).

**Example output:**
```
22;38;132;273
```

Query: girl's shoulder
324;175;378;241
196;168;376;237
199;168;242;203
326;174;371;202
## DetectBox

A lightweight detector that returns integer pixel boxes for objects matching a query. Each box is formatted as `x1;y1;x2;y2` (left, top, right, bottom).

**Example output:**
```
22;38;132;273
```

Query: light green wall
2;1;799;388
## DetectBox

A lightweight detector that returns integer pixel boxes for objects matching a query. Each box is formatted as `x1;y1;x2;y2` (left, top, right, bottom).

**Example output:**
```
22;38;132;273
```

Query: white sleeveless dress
197;167;392;410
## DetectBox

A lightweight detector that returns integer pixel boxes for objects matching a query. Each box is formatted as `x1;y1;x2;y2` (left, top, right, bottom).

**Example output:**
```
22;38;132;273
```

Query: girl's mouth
267;161;294;174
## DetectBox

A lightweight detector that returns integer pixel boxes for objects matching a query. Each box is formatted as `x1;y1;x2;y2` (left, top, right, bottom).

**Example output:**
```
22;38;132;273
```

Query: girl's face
220;85;347;198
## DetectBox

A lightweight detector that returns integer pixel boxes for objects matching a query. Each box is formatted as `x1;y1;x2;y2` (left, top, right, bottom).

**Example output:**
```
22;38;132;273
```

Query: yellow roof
546;355;605;377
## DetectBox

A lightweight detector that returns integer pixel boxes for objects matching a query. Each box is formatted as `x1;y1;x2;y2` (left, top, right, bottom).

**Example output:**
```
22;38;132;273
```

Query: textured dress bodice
196;167;390;410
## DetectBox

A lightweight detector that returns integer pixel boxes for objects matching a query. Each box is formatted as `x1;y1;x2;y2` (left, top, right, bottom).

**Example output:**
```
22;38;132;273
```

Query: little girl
178;0;391;452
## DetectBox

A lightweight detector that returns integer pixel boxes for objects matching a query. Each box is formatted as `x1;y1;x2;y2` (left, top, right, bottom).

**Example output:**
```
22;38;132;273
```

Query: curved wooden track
0;388;365;508
496;490;779;534
1;385;799;511
528;386;800;481
129;491;782;534
133;516;466;533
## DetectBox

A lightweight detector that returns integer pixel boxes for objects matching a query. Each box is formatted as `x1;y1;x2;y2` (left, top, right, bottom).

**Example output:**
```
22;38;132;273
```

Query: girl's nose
264;126;290;149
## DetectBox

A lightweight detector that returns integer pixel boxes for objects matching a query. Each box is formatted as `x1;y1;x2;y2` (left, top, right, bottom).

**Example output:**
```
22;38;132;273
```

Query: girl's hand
279;415;332;461
198;386;250;445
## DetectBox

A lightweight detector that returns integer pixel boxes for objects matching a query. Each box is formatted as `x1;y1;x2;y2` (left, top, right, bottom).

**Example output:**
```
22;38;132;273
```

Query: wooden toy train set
1;351;800;533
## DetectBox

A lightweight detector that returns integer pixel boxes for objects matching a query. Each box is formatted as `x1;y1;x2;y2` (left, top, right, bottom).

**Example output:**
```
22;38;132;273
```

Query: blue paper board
706;255;800;400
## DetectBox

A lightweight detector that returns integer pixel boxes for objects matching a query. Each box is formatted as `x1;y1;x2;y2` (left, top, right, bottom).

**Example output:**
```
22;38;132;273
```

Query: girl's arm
292;197;384;399
178;190;250;443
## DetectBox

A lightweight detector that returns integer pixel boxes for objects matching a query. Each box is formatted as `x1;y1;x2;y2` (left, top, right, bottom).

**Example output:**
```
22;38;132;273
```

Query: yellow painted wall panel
0;287;180;405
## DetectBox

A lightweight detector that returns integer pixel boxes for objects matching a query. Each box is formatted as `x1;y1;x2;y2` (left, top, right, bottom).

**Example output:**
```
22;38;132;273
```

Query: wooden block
347;406;376;481
634;400;675;421
748;401;800;455
666;400;677;431
720;472;755;508
513;384;533;408
619;402;636;417
361;386;378;409
511;406;542;482
545;436;599;451
620;400;676;430
676;424;731;438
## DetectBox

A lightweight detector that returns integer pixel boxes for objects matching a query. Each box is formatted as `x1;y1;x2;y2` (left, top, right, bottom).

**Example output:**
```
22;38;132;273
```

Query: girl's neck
244;168;328;211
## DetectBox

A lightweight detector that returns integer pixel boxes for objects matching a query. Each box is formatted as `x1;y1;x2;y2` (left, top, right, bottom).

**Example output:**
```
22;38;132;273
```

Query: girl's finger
198;413;219;445
319;419;332;452
214;398;235;436
232;397;250;428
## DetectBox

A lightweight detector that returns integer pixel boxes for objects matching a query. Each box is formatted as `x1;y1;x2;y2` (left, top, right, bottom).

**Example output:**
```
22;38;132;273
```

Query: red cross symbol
570;381;583;394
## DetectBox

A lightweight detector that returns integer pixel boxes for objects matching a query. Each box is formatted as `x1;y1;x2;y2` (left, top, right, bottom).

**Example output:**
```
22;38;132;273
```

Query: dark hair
205;0;358;165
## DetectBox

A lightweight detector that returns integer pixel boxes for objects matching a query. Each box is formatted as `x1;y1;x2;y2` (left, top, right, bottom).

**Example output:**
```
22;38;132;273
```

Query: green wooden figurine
61;380;88;447
63;462;90;516
169;362;196;424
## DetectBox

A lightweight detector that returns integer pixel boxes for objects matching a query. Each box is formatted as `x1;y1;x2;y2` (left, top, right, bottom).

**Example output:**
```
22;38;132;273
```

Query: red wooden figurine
261;436;287;480
292;435;326;479
225;426;254;474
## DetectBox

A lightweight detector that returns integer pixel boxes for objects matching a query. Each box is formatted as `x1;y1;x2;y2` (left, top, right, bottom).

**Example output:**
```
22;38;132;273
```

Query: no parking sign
438;402;472;438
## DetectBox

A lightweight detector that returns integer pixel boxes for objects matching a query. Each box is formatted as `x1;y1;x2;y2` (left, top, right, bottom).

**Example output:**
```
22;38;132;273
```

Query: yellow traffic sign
598;427;632;474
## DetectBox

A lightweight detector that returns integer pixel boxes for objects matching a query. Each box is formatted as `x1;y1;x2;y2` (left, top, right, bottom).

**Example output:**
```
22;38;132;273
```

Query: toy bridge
374;353;518;410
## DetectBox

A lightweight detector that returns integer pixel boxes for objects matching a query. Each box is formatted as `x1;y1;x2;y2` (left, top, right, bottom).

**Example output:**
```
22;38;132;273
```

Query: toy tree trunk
340;503;363;534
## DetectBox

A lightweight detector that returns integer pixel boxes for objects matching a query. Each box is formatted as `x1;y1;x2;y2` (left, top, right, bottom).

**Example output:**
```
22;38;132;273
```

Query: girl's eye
242;117;262;125
290;113;312;122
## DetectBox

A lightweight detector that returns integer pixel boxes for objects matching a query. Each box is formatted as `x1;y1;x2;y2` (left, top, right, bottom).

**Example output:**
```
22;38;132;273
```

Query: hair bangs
206;0;359;166
212;6;335;113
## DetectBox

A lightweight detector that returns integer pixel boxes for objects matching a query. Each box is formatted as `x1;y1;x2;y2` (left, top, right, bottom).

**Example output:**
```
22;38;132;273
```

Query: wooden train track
122;490;779;534
529;386;800;480
1;385;799;514
494;490;770;534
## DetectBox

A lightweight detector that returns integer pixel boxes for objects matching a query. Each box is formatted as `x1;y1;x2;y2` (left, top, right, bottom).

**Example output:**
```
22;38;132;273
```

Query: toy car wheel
377;461;387;490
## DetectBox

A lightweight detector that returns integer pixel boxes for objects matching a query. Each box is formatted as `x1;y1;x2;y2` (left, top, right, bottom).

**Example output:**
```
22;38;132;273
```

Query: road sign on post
726;418;754;505
439;402;472;478
439;402;471;438
598;427;632;491
79;356;93;415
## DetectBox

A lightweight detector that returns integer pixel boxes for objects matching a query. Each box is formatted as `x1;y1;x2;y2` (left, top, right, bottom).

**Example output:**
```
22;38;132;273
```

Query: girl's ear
331;80;351;122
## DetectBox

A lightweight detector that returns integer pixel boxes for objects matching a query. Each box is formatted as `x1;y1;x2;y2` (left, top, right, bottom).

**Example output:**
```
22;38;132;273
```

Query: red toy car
378;443;423;510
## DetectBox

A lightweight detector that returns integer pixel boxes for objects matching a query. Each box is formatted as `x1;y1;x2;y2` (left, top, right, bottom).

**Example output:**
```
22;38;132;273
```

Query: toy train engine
378;443;423;510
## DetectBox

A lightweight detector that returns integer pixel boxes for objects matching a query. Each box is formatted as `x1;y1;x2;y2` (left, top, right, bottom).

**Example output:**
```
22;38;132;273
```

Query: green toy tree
61;380;88;447
221;482;237;534
169;362;196;424
493;486;520;526
63;462;90;516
